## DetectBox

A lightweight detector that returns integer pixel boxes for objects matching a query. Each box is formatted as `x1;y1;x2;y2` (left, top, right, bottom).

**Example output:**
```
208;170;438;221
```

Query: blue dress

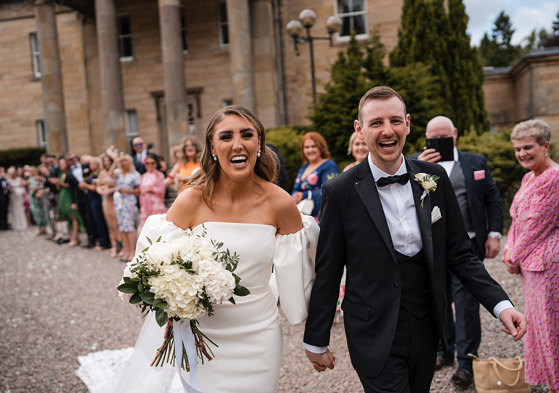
292;160;338;218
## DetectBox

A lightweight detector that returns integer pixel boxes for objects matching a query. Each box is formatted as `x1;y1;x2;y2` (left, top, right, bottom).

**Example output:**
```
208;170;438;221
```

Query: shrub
0;147;46;168
266;126;306;188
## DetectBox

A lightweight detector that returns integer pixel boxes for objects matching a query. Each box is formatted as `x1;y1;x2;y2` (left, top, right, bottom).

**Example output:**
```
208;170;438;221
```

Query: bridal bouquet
117;227;250;372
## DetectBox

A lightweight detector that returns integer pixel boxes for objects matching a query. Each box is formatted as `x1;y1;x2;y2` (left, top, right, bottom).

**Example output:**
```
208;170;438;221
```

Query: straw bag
297;191;314;215
472;355;530;393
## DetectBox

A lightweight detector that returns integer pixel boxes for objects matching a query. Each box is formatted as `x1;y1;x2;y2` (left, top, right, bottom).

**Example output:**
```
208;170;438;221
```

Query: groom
303;86;526;392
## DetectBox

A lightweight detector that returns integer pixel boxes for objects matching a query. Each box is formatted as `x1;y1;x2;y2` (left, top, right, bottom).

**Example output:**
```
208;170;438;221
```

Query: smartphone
426;137;454;161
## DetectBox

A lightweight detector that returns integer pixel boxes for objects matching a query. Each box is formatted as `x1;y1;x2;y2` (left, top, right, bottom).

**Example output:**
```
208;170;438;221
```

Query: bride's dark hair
188;105;278;207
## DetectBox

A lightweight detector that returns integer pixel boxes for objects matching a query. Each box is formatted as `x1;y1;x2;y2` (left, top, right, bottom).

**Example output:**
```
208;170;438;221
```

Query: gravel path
0;228;540;392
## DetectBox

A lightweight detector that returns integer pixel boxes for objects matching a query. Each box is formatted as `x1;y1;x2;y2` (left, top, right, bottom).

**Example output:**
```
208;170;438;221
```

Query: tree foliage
310;35;445;165
390;0;489;134
479;11;521;67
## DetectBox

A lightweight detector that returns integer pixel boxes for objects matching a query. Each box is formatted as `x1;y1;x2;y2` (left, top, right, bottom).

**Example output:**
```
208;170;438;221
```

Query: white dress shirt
304;154;512;354
71;162;83;183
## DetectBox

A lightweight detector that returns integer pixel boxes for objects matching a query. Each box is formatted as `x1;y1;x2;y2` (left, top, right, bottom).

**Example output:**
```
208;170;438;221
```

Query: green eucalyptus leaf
118;283;138;294
234;285;250;297
129;293;142;304
153;298;168;310
140;291;155;305
155;308;168;327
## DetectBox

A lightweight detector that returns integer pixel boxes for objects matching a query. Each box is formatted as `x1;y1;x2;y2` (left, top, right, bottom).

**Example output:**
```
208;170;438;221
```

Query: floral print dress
503;162;559;389
114;169;141;233
291;160;338;219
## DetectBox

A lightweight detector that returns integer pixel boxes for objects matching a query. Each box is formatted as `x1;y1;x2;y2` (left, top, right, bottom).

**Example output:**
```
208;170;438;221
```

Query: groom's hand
305;349;335;371
499;308;527;341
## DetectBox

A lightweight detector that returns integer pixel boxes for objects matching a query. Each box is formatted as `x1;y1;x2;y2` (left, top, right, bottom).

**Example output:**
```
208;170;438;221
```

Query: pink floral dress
138;171;167;231
503;162;559;389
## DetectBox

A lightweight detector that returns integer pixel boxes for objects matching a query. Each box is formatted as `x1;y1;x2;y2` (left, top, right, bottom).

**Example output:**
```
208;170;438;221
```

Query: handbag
472;355;530;393
296;191;314;215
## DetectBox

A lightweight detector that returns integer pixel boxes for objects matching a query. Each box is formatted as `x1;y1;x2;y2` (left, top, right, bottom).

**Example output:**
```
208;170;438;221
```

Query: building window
181;8;188;52
29;32;41;78
222;98;233;107
117;14;133;60
125;109;138;145
335;0;368;39
36;120;46;148
218;0;229;48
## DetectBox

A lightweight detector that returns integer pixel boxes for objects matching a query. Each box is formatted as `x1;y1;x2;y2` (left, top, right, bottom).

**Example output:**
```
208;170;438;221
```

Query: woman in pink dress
138;153;166;232
503;119;559;393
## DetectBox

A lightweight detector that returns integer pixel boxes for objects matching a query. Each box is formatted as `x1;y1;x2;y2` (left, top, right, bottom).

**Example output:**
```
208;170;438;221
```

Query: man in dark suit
303;86;526;393
409;116;503;387
66;153;96;248
132;137;147;174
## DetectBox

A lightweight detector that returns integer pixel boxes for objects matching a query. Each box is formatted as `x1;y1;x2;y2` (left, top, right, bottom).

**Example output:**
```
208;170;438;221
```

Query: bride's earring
212;153;217;161
257;150;261;158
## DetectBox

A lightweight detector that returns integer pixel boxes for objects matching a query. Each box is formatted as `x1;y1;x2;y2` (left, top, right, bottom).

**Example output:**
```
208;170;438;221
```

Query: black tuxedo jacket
409;150;503;258
303;158;509;378
65;164;90;205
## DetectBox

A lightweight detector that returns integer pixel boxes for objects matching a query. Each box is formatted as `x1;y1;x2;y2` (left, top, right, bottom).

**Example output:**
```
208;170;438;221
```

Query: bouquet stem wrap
174;320;202;393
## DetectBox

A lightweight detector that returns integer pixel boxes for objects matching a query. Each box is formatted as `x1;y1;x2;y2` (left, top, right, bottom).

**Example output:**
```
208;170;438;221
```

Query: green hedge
266;126;306;188
0;147;46;168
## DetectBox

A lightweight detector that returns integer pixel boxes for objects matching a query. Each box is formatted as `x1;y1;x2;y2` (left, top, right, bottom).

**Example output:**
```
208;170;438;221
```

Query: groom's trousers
357;251;439;393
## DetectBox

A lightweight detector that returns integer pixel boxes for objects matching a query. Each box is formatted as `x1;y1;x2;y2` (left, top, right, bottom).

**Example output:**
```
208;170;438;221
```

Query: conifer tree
390;0;489;133
479;11;521;66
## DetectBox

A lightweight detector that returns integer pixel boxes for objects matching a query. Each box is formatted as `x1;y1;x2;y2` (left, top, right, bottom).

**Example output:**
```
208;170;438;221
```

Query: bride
78;106;318;393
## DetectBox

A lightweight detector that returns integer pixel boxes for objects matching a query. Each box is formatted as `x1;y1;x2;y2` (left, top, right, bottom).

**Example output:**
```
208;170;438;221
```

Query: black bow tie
376;173;410;187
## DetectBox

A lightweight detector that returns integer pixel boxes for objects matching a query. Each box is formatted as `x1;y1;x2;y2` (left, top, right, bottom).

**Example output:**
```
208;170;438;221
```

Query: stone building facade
0;0;557;160
483;47;559;154
0;0;403;159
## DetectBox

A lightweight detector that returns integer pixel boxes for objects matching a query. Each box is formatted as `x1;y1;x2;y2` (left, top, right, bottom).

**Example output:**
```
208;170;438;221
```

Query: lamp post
286;10;342;104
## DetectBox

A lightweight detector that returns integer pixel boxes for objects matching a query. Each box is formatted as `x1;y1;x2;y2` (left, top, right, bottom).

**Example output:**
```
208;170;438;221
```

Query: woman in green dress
57;157;84;247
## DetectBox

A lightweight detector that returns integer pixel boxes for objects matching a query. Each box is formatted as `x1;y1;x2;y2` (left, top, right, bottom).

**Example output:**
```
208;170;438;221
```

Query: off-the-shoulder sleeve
273;215;319;324
134;213;186;255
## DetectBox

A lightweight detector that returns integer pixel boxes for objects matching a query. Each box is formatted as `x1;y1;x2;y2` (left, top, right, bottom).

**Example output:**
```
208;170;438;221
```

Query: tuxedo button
393;281;400;288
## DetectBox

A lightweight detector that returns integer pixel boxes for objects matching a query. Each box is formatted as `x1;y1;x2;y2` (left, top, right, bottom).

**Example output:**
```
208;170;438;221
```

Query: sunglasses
145;161;156;166
133;143;144;147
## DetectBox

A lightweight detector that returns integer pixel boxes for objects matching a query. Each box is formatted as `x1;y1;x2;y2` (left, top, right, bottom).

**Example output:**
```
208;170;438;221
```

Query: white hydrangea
198;259;236;303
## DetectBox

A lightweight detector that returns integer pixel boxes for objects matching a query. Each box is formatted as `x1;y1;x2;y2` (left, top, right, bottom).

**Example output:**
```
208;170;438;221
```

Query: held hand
292;192;304;204
485;237;501;259
417;148;441;163
504;260;521;275
499;308;527;341
305;349;335;372
71;203;78;210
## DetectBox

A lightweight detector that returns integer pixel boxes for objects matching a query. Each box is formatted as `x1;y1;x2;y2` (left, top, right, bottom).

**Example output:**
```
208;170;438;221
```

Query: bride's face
211;114;260;182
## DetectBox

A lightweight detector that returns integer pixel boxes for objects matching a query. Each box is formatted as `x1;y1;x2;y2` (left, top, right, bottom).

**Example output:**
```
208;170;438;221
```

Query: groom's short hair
358;86;407;122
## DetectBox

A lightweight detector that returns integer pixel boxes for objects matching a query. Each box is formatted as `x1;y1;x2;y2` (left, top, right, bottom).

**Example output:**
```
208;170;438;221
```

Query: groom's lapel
406;159;434;269
354;161;398;265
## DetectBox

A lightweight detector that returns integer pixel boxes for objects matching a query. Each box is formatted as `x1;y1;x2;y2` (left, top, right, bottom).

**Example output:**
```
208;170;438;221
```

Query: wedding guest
132;137;148;174
94;105;317;392
138;153;166;232
82;157;111;251
0;167;9;230
114;154;141;262
97;154;121;258
166;136;202;191
28;166;48;235
57;157;84;247
6;166;28;230
503;119;559;393
66;153;96;248
292;132;339;219
343;131;369;172
17;166;33;226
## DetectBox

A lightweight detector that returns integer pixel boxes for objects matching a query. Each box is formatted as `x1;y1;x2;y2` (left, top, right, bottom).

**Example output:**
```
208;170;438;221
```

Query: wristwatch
488;232;502;239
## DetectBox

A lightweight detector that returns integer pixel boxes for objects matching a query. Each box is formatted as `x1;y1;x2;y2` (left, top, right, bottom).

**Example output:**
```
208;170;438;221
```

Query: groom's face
354;97;410;174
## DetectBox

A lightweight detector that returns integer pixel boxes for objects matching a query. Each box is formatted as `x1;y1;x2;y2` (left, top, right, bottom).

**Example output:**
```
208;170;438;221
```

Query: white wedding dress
77;214;318;393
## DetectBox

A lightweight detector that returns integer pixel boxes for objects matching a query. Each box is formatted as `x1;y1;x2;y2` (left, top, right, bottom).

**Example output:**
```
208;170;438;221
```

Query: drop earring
257;150;261;158
212;153;217;161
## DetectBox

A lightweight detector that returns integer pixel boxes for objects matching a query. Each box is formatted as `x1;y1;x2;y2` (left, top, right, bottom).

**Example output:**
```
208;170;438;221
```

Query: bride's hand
164;319;173;338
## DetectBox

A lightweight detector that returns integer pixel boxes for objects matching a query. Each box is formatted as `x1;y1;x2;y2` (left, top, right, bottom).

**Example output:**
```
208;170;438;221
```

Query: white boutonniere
414;173;439;208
